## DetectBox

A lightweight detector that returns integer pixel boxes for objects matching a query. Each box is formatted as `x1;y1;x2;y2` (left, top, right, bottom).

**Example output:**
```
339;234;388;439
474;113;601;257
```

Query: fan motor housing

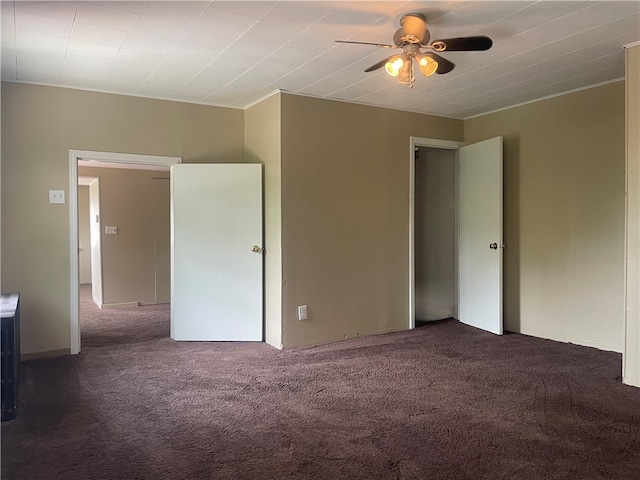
393;28;430;46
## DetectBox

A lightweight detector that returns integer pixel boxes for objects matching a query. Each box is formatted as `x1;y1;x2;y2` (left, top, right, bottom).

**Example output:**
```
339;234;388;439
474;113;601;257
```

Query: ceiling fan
336;13;492;88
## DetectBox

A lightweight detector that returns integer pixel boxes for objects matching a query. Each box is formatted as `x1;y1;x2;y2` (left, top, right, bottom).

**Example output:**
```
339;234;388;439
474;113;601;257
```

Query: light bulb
397;57;414;85
417;54;438;76
385;56;404;77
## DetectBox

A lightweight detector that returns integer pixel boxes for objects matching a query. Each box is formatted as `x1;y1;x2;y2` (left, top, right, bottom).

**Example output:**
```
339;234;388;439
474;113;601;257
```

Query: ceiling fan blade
400;13;428;43
335;40;395;49
423;52;455;74
430;36;493;52
364;55;396;73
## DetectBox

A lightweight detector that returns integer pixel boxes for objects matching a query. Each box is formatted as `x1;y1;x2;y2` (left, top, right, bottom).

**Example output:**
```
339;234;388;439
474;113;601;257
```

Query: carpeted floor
1;288;639;480
79;284;170;348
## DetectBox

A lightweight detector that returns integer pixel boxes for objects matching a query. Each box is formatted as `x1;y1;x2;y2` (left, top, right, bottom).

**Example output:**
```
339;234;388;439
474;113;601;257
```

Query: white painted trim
411;137;465;150
464;78;624;120
243;89;282;110
69;154;79;354
409;137;465;330
79;160;170;171
73;150;180;166
623;44;640;386
69;150;182;355
78;176;99;186
623;41;640;49
100;302;139;309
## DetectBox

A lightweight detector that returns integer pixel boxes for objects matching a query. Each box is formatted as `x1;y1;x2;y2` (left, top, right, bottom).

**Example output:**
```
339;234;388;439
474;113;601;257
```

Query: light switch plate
105;226;118;235
49;190;65;204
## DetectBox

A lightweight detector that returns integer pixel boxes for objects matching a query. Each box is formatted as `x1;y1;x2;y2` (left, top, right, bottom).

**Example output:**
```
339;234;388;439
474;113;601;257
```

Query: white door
88;178;103;306
458;137;503;334
171;164;263;341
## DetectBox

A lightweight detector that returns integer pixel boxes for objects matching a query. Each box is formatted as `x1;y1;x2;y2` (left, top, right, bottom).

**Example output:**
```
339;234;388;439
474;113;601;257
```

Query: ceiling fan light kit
336;13;492;88
384;44;439;87
418;55;439;76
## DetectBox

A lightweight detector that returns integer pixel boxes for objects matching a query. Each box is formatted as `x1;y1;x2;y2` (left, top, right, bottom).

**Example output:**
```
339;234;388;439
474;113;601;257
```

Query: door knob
251;245;262;253
489;243;498;250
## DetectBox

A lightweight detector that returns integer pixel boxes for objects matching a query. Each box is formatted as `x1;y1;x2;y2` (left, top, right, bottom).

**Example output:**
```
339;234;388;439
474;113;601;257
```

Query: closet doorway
414;146;457;325
409;136;504;335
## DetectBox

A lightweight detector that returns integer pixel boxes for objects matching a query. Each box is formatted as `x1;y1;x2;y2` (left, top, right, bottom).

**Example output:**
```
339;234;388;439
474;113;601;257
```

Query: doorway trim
69;150;182;355
409;137;465;329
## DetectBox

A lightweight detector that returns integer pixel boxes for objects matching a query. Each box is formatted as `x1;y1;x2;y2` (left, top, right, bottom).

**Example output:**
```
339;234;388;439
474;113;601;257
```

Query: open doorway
76;166;171;348
409;136;504;335
409;137;464;329
69;150;182;354
414;146;457;326
78;176;102;306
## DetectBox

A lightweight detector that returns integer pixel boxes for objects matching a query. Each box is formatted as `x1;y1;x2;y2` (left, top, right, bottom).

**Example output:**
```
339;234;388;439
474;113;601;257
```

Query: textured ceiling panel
1;1;638;119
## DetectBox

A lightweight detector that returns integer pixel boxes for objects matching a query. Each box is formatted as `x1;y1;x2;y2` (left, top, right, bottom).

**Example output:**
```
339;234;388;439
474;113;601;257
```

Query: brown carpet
79;284;170;348
1;290;639;480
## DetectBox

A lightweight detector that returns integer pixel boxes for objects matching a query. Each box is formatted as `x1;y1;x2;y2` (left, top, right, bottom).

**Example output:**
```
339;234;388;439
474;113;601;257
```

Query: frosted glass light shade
385;56;404;77
418;55;438;76
397;58;413;85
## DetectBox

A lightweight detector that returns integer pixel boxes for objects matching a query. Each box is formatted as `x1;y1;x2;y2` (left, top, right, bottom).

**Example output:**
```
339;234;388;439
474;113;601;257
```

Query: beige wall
245;93;283;348
465;81;626;352
1;78;632;359
77;166;169;306
415;147;456;321
624;45;640;387
1;82;244;355
279;93;463;347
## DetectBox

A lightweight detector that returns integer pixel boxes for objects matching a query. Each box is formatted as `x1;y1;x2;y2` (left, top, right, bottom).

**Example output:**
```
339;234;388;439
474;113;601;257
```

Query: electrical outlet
297;305;308;321
49;190;65;204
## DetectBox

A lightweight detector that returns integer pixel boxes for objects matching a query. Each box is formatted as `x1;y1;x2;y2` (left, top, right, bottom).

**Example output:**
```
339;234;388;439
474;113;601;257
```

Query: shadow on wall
503;133;520;332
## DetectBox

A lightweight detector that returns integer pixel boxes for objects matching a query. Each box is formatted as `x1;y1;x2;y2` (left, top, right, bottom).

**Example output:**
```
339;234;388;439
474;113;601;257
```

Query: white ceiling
2;1;639;119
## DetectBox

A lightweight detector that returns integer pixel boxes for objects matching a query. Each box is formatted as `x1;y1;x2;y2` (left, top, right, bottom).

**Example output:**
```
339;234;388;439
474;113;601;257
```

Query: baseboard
100;301;140;309
21;348;70;361
415;305;454;321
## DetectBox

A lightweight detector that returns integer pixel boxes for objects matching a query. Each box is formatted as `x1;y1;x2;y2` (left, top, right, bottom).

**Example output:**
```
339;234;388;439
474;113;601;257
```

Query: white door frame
69;150;182;355
409;137;465;329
